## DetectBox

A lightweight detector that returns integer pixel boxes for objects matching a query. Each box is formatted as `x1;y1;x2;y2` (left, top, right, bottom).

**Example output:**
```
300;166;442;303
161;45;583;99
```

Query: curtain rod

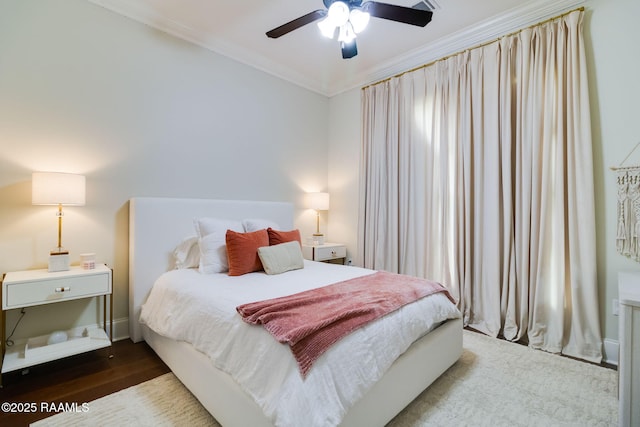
362;6;585;91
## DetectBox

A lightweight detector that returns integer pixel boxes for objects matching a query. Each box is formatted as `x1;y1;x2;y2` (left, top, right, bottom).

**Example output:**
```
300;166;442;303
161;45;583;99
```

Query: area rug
32;331;618;426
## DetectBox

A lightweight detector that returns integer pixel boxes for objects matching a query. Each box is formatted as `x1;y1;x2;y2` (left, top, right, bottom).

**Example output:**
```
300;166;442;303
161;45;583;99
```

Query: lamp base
312;233;325;245
48;251;70;272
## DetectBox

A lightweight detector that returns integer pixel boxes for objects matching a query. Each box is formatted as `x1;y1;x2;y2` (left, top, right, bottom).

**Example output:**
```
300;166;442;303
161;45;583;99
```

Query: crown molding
89;0;586;98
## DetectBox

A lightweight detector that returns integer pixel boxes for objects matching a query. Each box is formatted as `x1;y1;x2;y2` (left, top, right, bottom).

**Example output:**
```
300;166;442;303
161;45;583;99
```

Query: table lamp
32;172;86;272
307;192;330;245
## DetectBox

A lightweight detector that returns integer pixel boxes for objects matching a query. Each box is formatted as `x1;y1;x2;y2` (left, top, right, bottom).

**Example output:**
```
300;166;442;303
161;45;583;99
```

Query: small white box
80;253;96;270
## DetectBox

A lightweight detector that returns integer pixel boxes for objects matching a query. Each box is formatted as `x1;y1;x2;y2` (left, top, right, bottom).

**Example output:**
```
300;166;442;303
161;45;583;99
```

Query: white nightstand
302;243;347;265
0;264;113;382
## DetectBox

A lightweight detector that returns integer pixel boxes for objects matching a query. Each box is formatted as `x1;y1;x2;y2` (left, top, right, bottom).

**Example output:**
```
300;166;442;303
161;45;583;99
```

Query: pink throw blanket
236;271;455;377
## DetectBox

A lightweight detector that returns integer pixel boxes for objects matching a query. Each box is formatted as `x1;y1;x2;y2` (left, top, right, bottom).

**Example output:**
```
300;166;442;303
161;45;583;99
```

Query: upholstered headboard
128;197;294;342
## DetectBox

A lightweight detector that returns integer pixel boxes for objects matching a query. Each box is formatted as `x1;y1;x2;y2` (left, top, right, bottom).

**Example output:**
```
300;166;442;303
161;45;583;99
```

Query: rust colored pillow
226;229;269;276
267;228;302;246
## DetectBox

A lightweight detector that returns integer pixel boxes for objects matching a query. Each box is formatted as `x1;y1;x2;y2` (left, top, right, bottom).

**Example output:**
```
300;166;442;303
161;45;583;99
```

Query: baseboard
109;317;130;342
87;317;130;342
603;338;619;367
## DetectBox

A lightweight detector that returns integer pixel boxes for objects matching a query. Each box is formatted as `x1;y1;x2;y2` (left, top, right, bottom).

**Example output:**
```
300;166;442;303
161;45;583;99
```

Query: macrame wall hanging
613;141;640;262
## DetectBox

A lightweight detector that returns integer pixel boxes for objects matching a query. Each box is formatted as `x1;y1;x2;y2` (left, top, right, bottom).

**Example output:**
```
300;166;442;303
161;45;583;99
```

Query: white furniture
1;264;112;381
618;272;640;427
302;242;346;264
129;197;462;427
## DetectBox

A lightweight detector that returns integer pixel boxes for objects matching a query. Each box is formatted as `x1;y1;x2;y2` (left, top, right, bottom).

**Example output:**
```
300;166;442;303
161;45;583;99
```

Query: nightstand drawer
314;245;346;261
4;272;110;309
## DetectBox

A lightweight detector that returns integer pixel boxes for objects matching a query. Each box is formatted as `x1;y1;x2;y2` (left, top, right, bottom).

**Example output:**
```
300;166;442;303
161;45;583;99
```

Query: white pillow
257;241;304;275
173;236;200;269
194;217;243;274
242;218;280;232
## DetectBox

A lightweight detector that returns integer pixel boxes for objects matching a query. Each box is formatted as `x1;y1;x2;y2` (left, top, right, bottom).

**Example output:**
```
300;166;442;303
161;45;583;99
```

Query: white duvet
139;260;460;427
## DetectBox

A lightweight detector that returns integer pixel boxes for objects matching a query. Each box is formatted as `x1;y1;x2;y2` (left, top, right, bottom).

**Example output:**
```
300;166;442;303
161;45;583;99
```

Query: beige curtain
358;10;602;362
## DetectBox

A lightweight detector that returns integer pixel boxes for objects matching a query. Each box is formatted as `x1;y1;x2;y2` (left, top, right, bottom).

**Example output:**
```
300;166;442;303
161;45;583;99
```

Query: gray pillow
257;241;304;275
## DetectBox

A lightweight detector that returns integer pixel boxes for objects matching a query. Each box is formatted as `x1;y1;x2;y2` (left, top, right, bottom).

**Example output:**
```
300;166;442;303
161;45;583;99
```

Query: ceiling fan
266;0;433;59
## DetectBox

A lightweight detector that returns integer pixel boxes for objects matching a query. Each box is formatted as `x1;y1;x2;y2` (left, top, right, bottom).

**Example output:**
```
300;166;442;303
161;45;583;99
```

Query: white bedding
139;260;461;427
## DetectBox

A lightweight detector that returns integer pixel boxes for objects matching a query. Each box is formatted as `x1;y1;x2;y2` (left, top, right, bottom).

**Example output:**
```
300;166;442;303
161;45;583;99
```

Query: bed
128;197;463;427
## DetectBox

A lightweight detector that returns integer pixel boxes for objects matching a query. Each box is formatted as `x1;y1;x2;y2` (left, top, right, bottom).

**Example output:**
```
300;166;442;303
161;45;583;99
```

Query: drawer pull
55;287;71;293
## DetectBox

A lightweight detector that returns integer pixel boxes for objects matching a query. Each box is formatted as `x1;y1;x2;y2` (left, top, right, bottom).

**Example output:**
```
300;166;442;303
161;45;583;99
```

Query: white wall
327;90;361;264
328;0;640;362
585;0;640;353
0;0;329;340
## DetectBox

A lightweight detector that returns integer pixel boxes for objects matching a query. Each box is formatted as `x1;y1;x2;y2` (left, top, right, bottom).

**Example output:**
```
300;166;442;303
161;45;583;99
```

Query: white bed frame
129;197;463;427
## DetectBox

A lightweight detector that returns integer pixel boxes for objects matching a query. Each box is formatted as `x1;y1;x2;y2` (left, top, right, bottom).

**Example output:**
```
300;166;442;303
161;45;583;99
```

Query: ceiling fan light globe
327;1;350;26
317;17;337;38
349;9;370;34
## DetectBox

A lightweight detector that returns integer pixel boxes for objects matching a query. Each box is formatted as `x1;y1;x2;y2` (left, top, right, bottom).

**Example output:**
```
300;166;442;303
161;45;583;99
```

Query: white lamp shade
307;192;330;211
32;172;86;206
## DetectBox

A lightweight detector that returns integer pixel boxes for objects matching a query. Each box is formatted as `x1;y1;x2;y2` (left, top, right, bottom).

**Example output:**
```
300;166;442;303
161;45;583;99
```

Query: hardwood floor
0;339;170;427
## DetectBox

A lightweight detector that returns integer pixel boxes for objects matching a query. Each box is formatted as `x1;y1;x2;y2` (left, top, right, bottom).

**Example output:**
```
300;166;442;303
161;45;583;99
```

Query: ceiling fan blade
363;2;433;27
341;39;358;59
266;9;327;38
